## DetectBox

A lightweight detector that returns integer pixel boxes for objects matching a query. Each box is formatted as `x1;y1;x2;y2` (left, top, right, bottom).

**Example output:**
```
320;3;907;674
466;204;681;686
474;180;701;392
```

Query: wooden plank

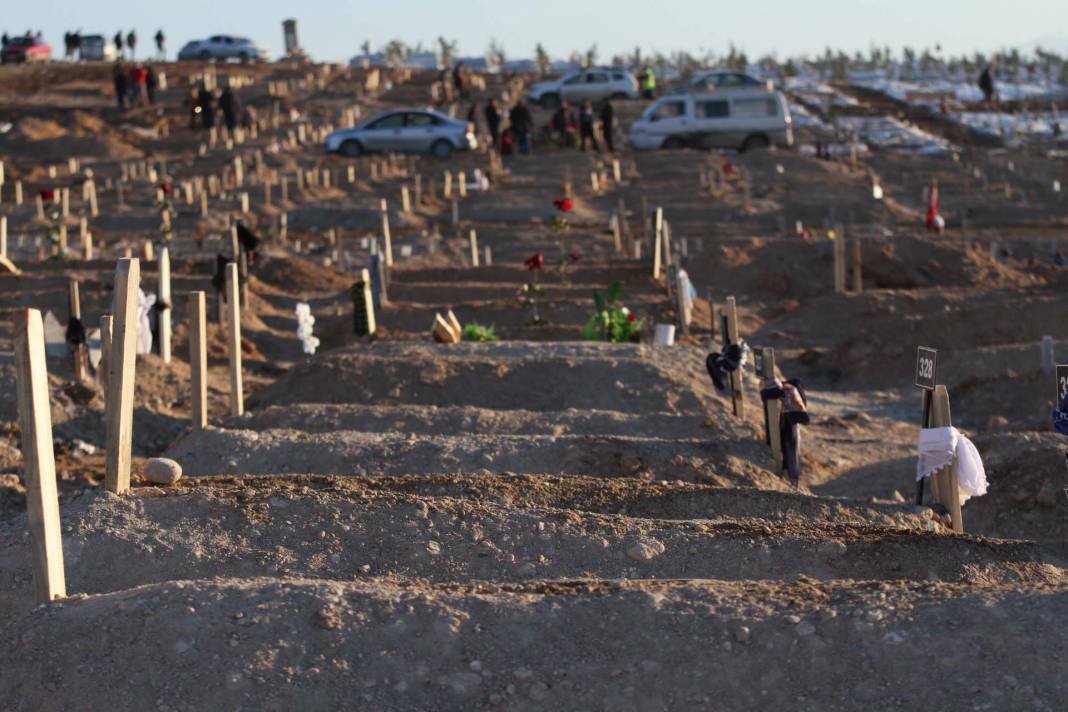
158;246;172;363
761;347;783;465
189;291;208;430
68;281;87;384
15;308;67;603
652;207;663;279
469;230;479;267
226;262;244;417
380;199;394;267
105;258;139;495
851;232;863;293
928;385;964;533
99;315;113;397
726;296;743;417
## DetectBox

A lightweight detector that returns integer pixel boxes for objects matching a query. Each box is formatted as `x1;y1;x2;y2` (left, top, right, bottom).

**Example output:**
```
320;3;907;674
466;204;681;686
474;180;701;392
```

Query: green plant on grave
462;321;498;342
582;280;642;343
39;188;67;258
550;197;578;287
517;252;549;326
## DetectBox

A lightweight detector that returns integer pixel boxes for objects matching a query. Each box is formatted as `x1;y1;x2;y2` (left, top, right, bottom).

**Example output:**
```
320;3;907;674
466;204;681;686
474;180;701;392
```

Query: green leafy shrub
463;321;498;342
582;281;642;342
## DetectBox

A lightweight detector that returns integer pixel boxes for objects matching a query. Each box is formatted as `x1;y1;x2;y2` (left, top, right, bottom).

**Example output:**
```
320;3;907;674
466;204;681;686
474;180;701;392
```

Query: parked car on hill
177;35;267;62
526;68;639;109
78;34;117;62
1;35;51;63
688;70;771;92
324;109;477;158
628;88;793;152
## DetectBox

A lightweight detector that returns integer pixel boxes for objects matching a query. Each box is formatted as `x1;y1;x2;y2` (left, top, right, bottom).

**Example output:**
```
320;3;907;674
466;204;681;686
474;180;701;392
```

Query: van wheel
662;136;685;150
340;140;364;157
740;134;770;153
430;140;454;159
539;93;560;110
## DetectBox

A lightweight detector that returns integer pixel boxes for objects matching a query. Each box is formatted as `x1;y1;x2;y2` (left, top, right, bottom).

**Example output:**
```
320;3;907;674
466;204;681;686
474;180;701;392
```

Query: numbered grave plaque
915;347;937;391
1056;364;1068;403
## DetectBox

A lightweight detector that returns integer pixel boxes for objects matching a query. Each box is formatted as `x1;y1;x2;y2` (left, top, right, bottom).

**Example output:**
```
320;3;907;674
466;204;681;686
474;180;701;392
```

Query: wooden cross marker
158;246;172;364
761;347;783;464
188;291;208;430
15;308;67;603
225;262;244;417
105;258;140;495
725;296;744;417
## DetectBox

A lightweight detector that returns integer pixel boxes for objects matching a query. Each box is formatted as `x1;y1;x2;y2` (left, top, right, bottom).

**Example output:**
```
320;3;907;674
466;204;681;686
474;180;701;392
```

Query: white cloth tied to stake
295;302;319;355
137;288;156;355
916;426;988;506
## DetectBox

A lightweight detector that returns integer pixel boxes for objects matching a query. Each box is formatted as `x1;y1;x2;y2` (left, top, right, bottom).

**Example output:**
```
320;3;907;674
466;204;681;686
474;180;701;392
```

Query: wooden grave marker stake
0;215;6;259
761;347;783;464
188;291;208;430
380;199;394;267
68;281;87;384
469;229;480;267
158;246;172;364
105;258;140;495
652;207;664;279
852;231;863;293
15;309;67;603
929;385;964;533
352;268;377;336
833;226;847;294
99;315;112;399
725;296;744;417
458;171;467;198
401;184;411;213
225;263;244;417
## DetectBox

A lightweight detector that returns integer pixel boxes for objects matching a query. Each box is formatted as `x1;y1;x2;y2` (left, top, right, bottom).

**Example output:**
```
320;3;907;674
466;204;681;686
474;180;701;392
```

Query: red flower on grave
525;253;544;271
568;252;582;262
722;161;734;176
39;188;55;202
627;313;637;323
160;181;173;195
553;197;573;213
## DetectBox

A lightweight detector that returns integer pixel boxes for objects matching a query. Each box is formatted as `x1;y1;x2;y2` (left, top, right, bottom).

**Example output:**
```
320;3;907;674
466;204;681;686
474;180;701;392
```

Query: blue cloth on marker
1053;393;1068;437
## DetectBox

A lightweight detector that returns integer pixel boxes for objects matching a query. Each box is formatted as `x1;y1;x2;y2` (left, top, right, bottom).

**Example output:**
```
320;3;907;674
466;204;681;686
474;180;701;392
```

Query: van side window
697;100;729;118
587;73;609;83
732;98;777;118
651;101;686;121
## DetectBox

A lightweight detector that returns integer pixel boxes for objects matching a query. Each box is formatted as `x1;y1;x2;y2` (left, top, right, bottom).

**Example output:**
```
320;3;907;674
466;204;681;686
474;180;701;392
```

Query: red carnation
553;197;573;213
39;188;55;202
568;252;582;262
627;313;637;323
160;181;173;195
525;253;544;271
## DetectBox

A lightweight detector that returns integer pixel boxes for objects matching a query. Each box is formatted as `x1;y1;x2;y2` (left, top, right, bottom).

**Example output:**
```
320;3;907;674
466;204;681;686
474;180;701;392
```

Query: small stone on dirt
626;538;665;563
143;458;182;485
734;626;751;643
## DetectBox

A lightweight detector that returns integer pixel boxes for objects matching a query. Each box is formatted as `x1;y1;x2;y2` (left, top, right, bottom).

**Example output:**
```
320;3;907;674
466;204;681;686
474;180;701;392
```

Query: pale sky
3;0;1066;64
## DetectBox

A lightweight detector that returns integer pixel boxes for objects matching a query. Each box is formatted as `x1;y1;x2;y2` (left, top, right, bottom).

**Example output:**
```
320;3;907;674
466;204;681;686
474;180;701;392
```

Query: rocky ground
0;60;1066;711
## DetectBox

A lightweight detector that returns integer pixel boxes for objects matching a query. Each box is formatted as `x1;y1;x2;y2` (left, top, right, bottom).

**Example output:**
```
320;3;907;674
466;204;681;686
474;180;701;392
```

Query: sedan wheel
340;140;364;158
430;140;453;159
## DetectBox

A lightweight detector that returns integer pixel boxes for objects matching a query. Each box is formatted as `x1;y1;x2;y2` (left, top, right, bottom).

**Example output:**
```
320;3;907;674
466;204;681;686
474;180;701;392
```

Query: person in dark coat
600;100;615;153
126;30;137;59
219;86;239;133
145;64;157;104
978;62;996;105
197;85;215;129
509;99;533;155
154;29;165;59
112;62;128;110
484;98;501;149
114;31;124;59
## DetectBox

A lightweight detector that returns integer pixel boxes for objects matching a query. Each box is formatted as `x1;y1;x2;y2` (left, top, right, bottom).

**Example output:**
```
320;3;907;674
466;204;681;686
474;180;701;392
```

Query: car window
651;101;686;121
731;98;777;118
369;114;406;129
697;100;730;118
612;73;625;81
563;74;585;85
587;73;609;83
209;36;222;43
738;75;761;85
406;113;438;127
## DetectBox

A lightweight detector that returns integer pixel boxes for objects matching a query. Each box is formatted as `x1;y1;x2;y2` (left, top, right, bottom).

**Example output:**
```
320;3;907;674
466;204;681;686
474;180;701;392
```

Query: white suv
526;68;639;109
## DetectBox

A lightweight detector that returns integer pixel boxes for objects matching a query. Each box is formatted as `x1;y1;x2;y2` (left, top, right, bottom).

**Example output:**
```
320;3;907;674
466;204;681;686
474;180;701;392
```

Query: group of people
469;97;617;156
59;29;166;60
111;62;158;109
187;85;250;133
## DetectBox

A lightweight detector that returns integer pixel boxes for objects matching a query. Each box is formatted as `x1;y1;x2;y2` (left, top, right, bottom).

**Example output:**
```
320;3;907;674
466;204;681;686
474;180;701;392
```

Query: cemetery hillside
1;24;1067;711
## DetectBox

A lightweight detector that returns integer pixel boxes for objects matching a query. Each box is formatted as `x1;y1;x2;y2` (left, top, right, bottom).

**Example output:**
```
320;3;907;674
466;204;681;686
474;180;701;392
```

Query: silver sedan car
324;109;477;158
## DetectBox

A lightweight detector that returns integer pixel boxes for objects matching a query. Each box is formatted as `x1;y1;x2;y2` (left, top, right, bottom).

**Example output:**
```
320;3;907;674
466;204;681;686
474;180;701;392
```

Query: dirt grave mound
252;253;354;295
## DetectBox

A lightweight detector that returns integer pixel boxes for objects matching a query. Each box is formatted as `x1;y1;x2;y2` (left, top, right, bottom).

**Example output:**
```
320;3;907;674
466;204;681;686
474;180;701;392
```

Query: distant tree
360;40;371;57
535;43;552;76
384;40;409;68
487;38;506;72
437;36;458;68
782;58;799;78
585;44;598;69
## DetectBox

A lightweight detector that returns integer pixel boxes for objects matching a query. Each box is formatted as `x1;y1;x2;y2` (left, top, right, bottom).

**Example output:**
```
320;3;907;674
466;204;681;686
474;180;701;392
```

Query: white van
628;89;793;152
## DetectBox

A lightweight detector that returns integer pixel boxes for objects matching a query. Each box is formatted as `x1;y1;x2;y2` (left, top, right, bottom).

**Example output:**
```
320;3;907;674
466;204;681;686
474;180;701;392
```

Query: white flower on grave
295;302;318;355
621;307;630;316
